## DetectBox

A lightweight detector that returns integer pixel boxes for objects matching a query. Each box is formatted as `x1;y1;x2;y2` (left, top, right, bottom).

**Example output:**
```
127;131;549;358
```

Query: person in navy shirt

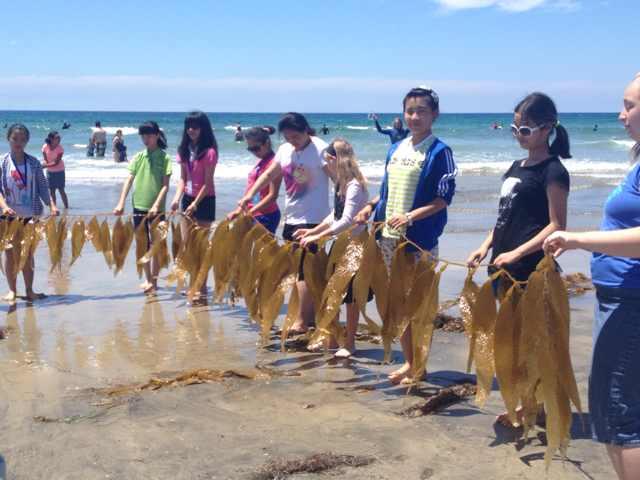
545;73;640;480
371;113;409;144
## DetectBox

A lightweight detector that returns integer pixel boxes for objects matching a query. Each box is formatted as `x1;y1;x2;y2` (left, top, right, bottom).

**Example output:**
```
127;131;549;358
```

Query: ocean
0;111;633;233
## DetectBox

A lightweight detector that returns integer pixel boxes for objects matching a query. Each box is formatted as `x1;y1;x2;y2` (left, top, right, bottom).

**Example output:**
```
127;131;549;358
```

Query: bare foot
388;362;411;385
3;291;17;303
334;347;354;359
289;322;308;336
140;281;152;290
307;338;338;352
25;291;47;301
495;406;525;428
0;327;6;339
143;283;157;295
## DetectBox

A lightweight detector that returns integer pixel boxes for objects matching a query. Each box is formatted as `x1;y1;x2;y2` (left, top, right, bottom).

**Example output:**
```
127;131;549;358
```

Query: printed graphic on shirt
282;163;311;201
495;177;522;230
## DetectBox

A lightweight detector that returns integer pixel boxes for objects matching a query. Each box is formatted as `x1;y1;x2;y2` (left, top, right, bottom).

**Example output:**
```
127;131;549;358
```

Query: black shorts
133;208;165;248
282;223;318;281
181;194;215;222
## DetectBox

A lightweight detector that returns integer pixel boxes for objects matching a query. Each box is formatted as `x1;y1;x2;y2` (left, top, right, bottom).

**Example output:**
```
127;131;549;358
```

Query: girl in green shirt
114;121;172;294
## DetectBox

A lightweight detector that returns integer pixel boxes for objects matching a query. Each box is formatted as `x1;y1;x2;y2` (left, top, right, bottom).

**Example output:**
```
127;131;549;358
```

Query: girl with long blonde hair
295;138;369;357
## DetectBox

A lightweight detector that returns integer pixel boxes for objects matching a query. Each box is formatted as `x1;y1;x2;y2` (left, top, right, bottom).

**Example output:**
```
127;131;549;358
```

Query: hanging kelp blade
409;260;446;384
171;219;182;261
46;217;67;273
112;217;135;275
309;232;366;348
134;220;148;278
520;256;582;468
87;216;102;253
351;227;382;336
493;283;525;424
99;220;113;269
280;284;300;350
69;219;86;266
467;276;498;406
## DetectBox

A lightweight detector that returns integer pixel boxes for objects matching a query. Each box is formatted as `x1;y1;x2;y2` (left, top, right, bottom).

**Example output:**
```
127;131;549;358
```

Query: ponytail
157;131;168;150
550;124;571;159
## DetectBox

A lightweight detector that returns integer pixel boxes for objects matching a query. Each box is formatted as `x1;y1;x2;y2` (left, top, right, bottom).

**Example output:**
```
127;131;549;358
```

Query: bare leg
50;188;57;207
607;444;640;480
23;254;44;300
59;189;69;209
389;325;413;384
291;280;313;333
4;249;17;302
335;303;359;358
141;262;155;294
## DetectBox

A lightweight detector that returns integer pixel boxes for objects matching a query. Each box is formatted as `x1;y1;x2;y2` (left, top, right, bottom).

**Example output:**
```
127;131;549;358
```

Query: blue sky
0;0;635;112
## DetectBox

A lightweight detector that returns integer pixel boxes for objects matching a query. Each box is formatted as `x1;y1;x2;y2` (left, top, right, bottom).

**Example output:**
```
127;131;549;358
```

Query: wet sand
0;229;615;479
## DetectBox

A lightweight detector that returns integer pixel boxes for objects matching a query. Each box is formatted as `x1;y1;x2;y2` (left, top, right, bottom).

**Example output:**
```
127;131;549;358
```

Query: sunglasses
247;144;263;153
510;124;544;137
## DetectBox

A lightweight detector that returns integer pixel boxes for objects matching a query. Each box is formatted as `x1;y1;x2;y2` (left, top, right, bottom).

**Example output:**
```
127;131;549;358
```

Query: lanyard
10;154;27;187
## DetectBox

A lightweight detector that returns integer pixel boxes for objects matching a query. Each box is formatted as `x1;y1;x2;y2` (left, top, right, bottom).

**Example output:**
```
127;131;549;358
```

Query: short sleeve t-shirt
3;159;33;217
246;152;279;216
383;135;436;239
490;156;570;280
128;148;173;211
177;147;217;197
591;162;640;289
42;144;65;172
276;136;330;225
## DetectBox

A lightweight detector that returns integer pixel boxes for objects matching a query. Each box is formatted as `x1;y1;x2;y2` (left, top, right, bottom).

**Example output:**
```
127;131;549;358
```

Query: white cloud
434;0;579;12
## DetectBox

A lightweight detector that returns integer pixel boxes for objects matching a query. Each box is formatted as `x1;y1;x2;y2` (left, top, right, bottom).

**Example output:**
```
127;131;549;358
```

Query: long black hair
178;111;217;162
515;92;571;159
45;131;60;145
138;121;168;150
277;112;315;136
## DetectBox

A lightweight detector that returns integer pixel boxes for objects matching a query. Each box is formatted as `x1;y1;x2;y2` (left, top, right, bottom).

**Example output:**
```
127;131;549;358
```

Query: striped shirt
0;153;51;216
383;135;436;238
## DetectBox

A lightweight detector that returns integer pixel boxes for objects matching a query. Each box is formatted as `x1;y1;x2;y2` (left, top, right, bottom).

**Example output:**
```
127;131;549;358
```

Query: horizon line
0;109;620;115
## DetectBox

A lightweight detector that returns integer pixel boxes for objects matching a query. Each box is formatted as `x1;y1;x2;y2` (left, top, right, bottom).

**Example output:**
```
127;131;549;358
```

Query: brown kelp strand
69;219;86;266
308;231;366;348
46;217;67;273
99;219;113;269
351;227;383;336
111;217;135;275
87;216;102;253
170;219;182;261
493;283;525;424
133;220;148;278
409;260;446;384
520;256;582;467
465;273;499;406
17;221;41;272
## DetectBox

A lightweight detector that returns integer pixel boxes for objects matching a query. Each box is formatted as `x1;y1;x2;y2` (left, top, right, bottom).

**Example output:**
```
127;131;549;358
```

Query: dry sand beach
0;223;615;479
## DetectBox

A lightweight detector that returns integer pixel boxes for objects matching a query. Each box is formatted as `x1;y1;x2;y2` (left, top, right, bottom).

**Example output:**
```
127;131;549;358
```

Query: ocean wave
345;126;370;130
72;144;88;149
90;126;138;136
224;125;252;131
611;139;636;149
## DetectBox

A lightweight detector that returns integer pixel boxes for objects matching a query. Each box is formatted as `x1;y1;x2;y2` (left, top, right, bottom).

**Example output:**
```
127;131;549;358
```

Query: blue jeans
590;285;640;446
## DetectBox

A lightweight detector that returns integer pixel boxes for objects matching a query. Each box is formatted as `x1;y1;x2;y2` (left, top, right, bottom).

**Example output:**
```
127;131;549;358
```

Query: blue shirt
591;162;640;289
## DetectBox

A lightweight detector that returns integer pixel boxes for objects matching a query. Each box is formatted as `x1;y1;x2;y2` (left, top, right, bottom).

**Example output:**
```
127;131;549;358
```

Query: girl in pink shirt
42;131;69;209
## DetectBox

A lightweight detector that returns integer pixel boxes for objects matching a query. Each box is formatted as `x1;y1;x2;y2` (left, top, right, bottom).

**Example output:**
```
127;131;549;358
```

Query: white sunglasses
510;124;545;137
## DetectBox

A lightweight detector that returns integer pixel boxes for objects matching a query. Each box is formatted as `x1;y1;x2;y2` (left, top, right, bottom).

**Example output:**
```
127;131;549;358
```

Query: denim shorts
589;285;640;446
254;210;281;234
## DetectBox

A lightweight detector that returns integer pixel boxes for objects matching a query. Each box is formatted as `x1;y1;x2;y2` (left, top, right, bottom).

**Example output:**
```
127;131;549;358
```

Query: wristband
405;212;413;226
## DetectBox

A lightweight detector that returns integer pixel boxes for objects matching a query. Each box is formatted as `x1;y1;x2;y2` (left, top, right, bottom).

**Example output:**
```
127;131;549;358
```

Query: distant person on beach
170;111;218;303
239;112;336;334
594;123;599;132
295;139;369;358
62;122;71;130
544;73;640;480
0;124;58;303
320;123;330;135
228;126;282;233
355;86;457;384
42;131;69;209
234;125;244;142
114;121;172;295
112;129;127;163
371;113;409;144
91;121;107;157
467;92;571;426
